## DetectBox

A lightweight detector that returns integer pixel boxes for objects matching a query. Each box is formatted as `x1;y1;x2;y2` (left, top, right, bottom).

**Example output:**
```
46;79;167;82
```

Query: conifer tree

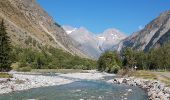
0;20;12;72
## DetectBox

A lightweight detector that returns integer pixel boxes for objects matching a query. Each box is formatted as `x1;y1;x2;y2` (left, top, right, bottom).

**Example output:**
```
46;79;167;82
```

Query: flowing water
0;79;148;100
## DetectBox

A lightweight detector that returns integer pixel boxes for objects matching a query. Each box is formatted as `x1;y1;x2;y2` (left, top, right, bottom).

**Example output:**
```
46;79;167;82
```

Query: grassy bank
0;73;12;78
125;70;170;86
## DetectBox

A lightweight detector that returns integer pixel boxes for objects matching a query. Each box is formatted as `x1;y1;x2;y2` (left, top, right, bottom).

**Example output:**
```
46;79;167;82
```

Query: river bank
107;77;170;100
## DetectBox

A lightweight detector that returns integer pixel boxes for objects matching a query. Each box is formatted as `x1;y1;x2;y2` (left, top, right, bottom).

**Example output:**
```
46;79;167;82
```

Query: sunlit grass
132;70;157;79
158;75;170;86
129;70;170;86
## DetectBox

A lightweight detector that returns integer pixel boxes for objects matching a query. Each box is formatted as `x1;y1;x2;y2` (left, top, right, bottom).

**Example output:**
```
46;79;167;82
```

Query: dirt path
151;72;170;79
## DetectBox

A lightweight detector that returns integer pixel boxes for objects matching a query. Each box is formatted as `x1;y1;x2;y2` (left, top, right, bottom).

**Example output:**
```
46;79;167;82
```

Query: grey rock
112;77;170;100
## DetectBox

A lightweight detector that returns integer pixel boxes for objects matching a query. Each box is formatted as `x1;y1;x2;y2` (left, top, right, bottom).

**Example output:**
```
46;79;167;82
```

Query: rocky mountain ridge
117;10;170;52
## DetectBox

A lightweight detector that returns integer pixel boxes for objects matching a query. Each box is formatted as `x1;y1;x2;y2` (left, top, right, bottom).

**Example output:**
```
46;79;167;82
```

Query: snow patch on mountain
62;25;77;34
96;28;127;51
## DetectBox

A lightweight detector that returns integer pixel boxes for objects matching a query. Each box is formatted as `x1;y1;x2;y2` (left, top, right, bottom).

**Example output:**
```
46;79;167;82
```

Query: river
0;74;148;100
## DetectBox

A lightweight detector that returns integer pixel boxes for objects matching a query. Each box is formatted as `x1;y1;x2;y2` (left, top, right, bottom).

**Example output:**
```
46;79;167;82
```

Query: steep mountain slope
117;10;170;52
63;26;126;58
0;0;87;57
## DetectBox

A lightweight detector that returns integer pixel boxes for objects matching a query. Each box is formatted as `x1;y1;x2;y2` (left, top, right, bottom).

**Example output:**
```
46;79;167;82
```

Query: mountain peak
62;25;77;34
97;28;126;40
103;28;121;34
160;10;170;16
96;28;127;51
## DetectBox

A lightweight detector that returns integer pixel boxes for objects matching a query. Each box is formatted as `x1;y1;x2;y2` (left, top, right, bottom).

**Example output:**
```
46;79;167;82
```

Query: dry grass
127;70;170;86
131;70;157;79
158;75;170;86
0;73;12;78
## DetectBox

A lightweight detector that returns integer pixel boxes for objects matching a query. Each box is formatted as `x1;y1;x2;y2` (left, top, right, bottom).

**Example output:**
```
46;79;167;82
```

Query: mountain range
63;25;126;58
63;10;170;57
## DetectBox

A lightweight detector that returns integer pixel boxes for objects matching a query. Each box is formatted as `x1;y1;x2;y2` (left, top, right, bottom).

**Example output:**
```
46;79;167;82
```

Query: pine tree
0;20;12;72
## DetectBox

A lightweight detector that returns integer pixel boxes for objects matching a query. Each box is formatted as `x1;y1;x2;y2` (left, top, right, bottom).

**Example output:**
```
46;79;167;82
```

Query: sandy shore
0;70;115;94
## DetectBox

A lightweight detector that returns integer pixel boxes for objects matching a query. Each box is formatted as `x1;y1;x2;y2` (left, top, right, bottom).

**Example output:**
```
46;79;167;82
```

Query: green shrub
110;65;120;74
97;51;121;73
33;39;37;47
19;61;27;68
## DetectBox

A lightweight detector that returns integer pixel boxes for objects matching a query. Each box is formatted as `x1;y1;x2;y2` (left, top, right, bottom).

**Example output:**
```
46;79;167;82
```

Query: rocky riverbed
0;71;114;94
107;77;170;100
0;71;148;100
0;74;73;94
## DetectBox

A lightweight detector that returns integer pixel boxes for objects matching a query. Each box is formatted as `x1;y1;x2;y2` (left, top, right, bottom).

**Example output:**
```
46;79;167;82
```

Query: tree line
11;46;96;71
122;42;170;71
97;42;170;73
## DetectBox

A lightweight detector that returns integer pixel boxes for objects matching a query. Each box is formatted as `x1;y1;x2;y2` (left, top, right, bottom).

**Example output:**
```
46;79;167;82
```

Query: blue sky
37;0;170;35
